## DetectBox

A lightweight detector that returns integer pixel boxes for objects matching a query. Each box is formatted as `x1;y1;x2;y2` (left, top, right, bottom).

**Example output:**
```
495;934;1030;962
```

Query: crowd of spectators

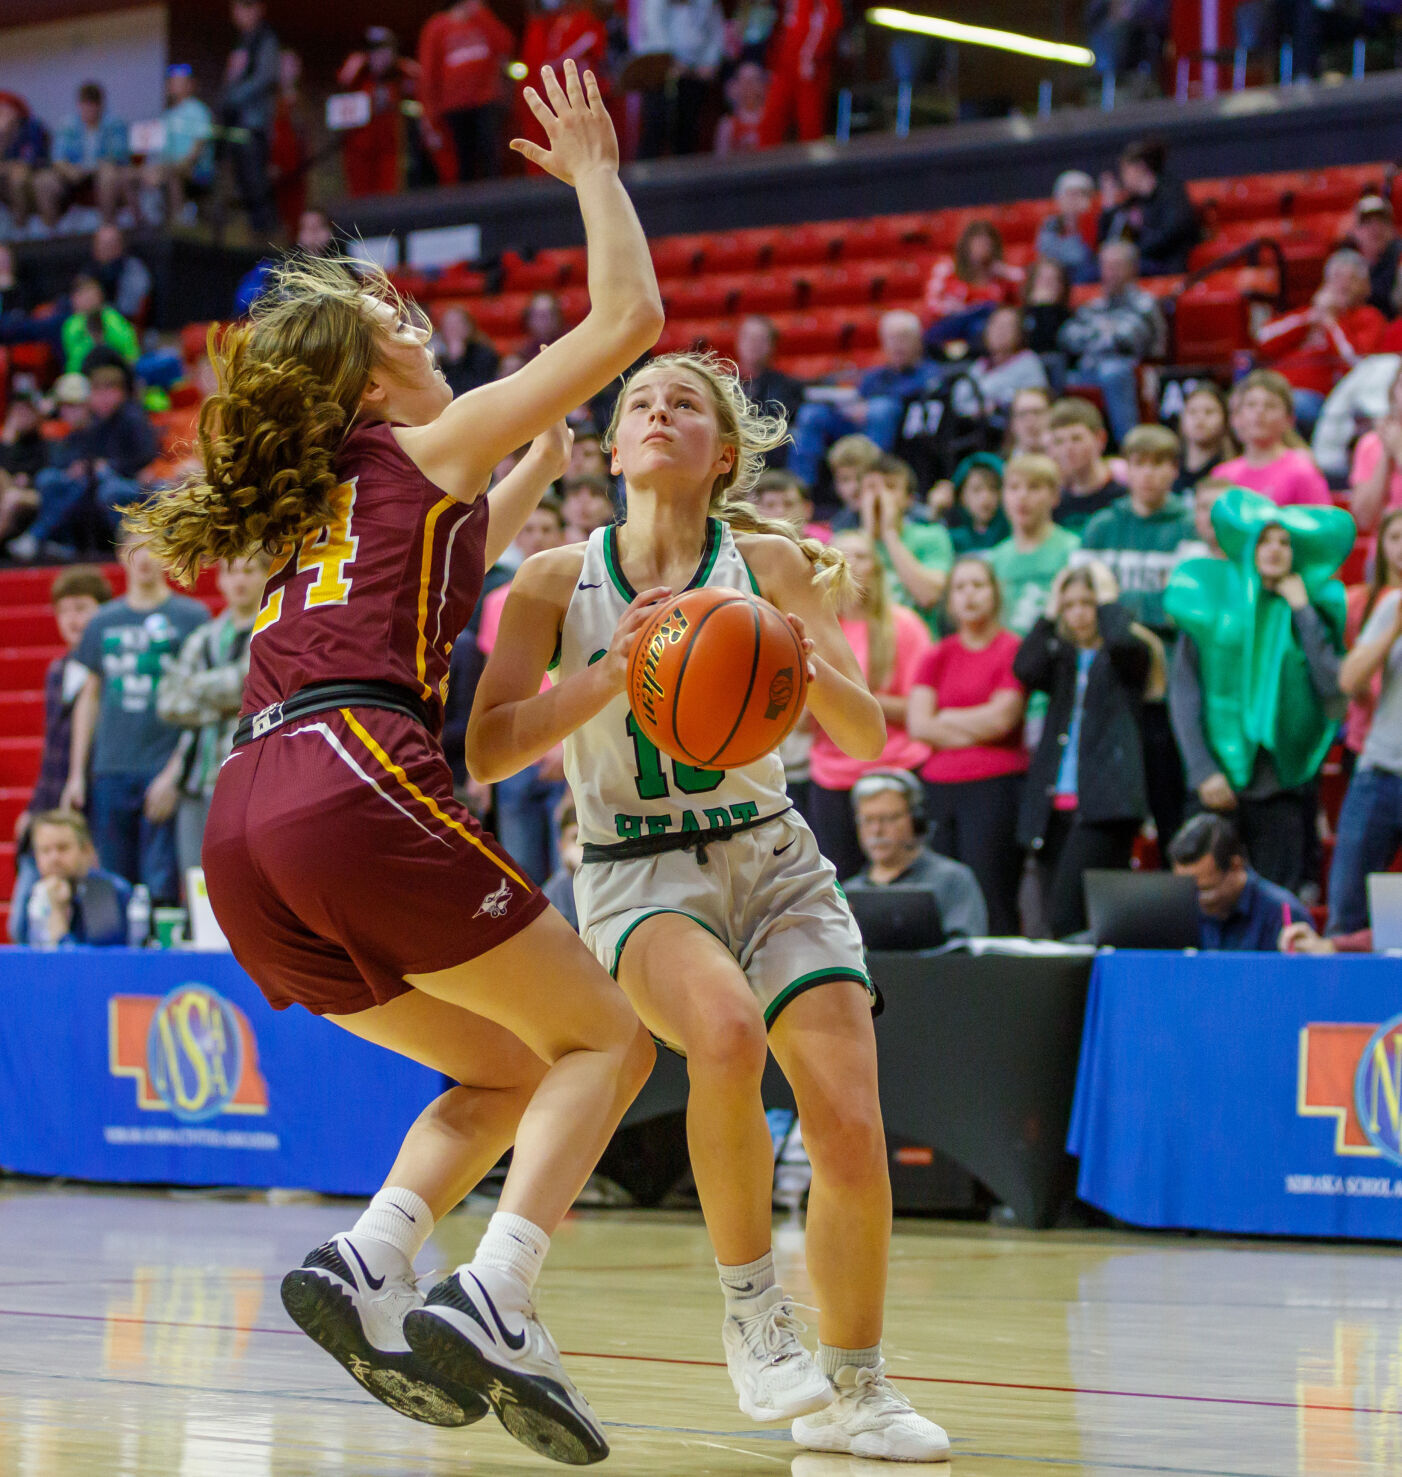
17;146;1402;960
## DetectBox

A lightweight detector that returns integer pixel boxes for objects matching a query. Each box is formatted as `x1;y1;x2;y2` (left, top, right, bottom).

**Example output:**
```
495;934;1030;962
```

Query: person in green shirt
859;453;954;620
60;274;140;375
1078;424;1195;637
986;453;1081;636
1078;422;1197;847
947;451;1010;554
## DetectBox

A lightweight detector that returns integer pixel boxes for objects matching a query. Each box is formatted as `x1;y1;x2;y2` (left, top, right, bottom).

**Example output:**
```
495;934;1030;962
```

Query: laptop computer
1367;873;1402;951
846;886;946;951
1083;870;1200;949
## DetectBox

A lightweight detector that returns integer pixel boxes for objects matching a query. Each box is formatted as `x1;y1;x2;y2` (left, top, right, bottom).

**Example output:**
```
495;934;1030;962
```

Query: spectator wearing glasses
843;770;988;941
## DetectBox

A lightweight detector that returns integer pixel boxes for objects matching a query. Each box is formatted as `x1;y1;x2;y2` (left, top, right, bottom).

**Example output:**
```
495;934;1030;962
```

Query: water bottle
127;885;151;949
26;885;54;950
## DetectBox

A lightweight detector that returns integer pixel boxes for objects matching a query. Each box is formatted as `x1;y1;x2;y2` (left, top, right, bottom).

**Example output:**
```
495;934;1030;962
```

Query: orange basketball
627;586;808;770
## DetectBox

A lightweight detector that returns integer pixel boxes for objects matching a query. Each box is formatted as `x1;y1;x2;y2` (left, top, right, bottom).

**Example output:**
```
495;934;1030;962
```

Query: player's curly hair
123;254;425;586
603;350;855;605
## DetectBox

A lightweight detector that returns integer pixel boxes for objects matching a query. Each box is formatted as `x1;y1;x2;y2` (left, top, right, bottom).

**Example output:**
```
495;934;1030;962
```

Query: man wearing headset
843;770;989;939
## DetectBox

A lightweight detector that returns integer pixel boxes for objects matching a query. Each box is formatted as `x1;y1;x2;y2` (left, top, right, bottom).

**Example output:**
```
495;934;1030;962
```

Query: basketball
627;586;808;770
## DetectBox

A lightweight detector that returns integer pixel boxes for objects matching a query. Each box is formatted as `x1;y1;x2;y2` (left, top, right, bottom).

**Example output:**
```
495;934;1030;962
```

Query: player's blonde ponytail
123;255;421;586
604;350;856;606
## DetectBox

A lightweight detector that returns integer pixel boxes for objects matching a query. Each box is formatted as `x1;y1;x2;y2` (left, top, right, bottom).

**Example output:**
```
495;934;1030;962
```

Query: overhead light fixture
865;7;1096;67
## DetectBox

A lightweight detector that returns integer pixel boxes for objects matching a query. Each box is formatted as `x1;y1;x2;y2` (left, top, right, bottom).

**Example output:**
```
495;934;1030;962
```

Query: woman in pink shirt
906;555;1027;933
1212;369;1331;507
1349;362;1402;563
808;530;933;881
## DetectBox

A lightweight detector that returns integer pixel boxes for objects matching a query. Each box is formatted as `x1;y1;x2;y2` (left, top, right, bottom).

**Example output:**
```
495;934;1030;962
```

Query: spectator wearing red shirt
715;61;768;155
515;0;609;172
337;28;420;197
269;49;313;238
923;220;1024;349
418;0;516;182
906;554;1028;933
759;0;841;146
1254;248;1386;436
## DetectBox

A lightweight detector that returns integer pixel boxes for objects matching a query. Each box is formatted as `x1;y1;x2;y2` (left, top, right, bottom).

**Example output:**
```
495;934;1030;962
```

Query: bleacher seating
397;161;1398;378
0;565;222;935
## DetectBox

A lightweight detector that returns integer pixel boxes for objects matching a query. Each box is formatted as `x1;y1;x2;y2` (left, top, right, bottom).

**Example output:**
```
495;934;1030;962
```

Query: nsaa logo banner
110;985;269;1123
1299;1015;1402;1164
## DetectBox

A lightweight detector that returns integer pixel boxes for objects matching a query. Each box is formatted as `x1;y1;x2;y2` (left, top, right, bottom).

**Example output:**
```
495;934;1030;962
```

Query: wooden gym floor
0;1182;1398;1475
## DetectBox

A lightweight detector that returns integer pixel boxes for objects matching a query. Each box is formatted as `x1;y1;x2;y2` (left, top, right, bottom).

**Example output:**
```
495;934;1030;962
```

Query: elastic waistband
233;680;433;747
582;806;790;866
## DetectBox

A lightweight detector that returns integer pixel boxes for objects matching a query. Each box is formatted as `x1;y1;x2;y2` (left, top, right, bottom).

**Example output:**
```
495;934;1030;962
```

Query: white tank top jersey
554;518;793;849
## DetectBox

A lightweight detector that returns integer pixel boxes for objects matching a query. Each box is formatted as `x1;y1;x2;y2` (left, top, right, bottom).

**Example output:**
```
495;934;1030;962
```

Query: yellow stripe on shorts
339;709;529;889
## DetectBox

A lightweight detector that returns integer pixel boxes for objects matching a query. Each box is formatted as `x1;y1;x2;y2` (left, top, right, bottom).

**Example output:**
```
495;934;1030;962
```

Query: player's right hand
510;61;618;186
601;586;672;691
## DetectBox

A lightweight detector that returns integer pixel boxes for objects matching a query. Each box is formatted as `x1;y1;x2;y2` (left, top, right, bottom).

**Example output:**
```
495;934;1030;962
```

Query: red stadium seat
767;310;852;354
663;278;736;319
700;230;776;274
651;235;706;278
878;258;934;302
988;200;1045;245
469;291;534;336
732;273;804;313
802;264;885;307
767;222;847;268
501;247;586;291
1286;166;1383;218
1173;282;1252;364
840;213;936;261
1199;176;1286;225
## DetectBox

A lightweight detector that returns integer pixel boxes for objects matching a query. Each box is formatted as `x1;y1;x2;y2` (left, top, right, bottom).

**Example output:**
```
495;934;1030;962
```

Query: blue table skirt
0;949;446;1196
1069;951;1402;1239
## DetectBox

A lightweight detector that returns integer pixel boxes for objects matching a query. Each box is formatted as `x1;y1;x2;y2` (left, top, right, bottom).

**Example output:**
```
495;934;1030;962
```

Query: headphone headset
850;769;927;836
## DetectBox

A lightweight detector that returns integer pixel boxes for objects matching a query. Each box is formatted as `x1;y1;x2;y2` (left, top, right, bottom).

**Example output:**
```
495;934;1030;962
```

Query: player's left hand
785;612;818;683
527;414;574;483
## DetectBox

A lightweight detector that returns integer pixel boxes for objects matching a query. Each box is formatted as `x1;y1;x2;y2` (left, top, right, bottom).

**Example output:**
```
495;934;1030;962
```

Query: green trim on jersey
610;907;725;978
741;556;761;596
603;519;723;603
764;967;874;1028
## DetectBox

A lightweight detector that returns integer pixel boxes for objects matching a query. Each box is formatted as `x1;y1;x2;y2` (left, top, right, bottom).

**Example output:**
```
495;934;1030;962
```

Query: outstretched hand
510;61;618;186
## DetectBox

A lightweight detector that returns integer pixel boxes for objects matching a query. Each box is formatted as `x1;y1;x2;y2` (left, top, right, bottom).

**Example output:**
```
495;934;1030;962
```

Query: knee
621;1022;656;1096
685;1005;768;1087
802;1098;887;1190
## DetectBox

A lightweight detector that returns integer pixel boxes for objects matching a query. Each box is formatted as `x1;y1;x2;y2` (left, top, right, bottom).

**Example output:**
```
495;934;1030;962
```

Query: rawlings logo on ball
765;667;795;721
637;607;690;723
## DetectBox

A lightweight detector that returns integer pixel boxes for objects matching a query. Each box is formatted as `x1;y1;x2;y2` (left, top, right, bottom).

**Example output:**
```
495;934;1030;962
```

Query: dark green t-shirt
1078;494;1195;634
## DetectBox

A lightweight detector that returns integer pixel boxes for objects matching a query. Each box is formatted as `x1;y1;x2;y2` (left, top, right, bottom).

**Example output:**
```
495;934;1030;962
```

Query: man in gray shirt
843;771;988;939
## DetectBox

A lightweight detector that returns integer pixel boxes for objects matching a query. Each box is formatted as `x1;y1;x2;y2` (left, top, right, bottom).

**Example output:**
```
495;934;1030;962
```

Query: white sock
819;1342;882;1379
349;1186;433;1268
717;1250;775;1316
471;1211;551;1296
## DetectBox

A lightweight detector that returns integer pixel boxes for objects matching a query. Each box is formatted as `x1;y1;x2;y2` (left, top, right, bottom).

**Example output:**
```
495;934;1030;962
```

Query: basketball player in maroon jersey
128;62;664;1466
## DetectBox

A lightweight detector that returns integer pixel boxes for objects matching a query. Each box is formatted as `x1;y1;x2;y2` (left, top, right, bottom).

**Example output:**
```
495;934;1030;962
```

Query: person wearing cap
130;65;215;226
11;364;158;560
946;454;1008;553
1345;193;1402;318
1036;170;1099;286
842;771;989;941
336;27;420;197
33;82;129;232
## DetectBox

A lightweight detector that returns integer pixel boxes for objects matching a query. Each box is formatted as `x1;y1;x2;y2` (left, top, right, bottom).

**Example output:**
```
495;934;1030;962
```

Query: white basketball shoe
404;1264;609;1466
722;1285;834;1422
280;1234;489;1427
791;1361;951;1461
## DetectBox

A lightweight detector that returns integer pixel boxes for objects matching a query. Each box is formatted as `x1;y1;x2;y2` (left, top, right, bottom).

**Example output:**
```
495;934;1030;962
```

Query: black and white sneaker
280;1235;490;1427
404;1264;609;1465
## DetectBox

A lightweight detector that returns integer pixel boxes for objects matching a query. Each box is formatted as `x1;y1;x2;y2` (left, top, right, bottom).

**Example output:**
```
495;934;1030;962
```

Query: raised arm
466;548;669;783
396;63;663;502
482;421;574;570
1341;592;1402;698
746;534;887;760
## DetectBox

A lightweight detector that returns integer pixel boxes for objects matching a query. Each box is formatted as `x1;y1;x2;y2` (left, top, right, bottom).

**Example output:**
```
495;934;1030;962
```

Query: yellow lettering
250;481;359;636
1366;1036;1402;1138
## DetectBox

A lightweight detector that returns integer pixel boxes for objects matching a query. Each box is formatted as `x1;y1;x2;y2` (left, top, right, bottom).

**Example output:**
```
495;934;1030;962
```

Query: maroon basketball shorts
203;706;547;1016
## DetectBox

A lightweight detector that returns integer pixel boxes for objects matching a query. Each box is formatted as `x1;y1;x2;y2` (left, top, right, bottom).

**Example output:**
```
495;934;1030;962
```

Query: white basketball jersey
555;519;791;849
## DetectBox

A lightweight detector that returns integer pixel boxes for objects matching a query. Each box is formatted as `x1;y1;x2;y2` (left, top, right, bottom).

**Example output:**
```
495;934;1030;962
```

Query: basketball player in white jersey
468;353;950;1461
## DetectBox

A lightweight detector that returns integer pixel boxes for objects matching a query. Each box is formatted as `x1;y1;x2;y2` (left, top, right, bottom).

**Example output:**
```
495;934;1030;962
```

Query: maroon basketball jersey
242;422;487;734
